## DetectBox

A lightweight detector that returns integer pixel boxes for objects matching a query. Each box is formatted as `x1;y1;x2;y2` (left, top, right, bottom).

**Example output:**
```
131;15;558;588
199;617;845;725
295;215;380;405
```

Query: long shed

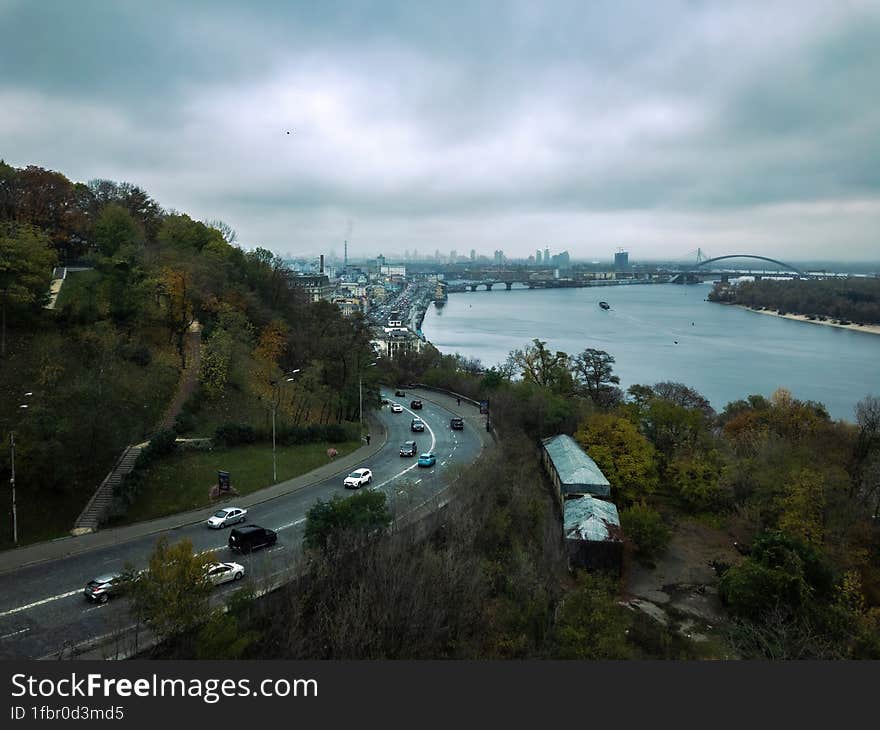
541;434;611;499
564;495;624;573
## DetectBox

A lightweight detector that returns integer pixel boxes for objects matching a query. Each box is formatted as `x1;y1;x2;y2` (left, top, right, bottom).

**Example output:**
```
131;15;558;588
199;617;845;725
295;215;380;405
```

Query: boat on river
599;301;611;310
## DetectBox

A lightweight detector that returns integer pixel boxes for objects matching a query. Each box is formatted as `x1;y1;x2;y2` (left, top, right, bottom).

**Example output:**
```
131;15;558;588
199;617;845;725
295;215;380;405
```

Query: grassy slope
115;440;360;524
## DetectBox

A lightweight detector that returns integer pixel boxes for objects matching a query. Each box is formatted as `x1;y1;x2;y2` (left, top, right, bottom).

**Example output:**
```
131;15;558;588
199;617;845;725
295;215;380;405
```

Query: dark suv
411;418;425;432
395;389;406;397
229;525;277;554
410;399;423;410
400;440;418;457
450;417;464;430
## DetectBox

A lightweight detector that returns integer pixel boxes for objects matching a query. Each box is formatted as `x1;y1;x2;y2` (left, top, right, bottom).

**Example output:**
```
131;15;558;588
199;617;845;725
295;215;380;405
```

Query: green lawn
53;268;102;311
117;440;361;524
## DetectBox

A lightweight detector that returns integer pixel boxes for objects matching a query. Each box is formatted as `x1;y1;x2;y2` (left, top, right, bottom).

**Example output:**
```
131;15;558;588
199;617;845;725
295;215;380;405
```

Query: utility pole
9;432;17;546
271;370;300;484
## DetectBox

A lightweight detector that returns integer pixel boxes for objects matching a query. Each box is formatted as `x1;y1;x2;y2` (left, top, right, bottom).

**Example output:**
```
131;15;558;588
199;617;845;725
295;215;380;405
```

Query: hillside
0;161;375;547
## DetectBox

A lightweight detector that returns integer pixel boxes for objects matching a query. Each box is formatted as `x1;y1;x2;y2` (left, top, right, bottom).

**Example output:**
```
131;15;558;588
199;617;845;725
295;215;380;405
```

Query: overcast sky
1;0;879;262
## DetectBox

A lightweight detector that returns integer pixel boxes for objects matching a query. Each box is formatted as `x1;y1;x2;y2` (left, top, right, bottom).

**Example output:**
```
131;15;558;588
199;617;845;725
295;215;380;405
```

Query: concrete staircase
71;445;143;535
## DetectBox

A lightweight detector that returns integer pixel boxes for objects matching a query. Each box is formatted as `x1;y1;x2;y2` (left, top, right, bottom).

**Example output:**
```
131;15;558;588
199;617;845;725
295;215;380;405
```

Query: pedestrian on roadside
457;397;461;406
366;433;371;445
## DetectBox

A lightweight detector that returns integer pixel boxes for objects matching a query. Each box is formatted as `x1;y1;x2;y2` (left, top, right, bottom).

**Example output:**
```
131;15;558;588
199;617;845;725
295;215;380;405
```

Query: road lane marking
1;628;30;640
373;401;436;490
277;517;306;531
0;588;82;618
6;393;463;626
82;604;107;613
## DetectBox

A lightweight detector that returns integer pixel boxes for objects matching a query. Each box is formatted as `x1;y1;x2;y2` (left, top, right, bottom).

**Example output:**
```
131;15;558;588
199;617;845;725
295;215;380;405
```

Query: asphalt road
0;389;485;659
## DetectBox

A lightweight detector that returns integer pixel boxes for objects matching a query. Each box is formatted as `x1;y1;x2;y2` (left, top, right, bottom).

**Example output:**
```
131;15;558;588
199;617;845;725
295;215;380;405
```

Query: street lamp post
9;392;32;546
271;370;300;483
9;432;16;547
359;362;377;432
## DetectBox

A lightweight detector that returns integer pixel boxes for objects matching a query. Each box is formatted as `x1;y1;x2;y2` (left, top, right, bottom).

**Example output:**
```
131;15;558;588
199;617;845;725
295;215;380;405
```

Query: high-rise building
450;250;457;262
544;245;550;263
614;249;629;270
536;249;542;265
470;249;476;261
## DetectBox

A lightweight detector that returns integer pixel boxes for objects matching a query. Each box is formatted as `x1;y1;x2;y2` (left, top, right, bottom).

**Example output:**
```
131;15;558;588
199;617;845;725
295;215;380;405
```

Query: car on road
411;418;425;432
204;561;245;586
228;525;277;553
395;389;406;397
418;452;436;467
391;403;403;413
410;399;423;409
83;573;132;604
206;506;247;528
344;468;373;489
399;440;418;457
450;417;464;430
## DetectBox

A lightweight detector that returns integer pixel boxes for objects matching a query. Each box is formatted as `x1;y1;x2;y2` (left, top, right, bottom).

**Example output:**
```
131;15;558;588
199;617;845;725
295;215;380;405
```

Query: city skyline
2;1;879;261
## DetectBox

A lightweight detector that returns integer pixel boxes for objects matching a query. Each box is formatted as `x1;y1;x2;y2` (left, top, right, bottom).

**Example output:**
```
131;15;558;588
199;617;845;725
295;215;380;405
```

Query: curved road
0;389;486;659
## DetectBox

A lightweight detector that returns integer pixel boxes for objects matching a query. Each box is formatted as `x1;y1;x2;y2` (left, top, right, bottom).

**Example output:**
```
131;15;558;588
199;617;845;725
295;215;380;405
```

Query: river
421;282;880;421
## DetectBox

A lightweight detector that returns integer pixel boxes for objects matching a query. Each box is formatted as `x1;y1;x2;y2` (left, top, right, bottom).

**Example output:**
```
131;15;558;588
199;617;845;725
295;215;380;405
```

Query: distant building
371;327;424;359
334;297;368;317
470;249;476;261
544;245;550;263
536;249;542;265
388;311;403;327
614;249;629;271
291;274;334;302
493;249;504;266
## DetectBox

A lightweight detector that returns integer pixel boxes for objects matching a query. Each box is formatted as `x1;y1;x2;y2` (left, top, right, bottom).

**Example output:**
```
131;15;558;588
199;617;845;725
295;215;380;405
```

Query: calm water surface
422;283;880;421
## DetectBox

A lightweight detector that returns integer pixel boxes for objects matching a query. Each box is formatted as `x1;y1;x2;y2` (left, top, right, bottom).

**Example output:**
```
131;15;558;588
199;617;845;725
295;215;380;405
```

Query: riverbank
730;303;880;336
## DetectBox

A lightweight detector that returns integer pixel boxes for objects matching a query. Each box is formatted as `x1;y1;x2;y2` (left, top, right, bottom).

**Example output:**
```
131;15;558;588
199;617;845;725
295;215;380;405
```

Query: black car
410;399;423;410
399;440;418;457
228;525;277;554
411;418;425;432
395;389;406;397
450;417;464;430
84;573;132;604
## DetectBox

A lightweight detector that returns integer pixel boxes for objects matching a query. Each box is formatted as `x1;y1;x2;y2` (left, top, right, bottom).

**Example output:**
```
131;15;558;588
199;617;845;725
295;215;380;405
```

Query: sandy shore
732;304;880;336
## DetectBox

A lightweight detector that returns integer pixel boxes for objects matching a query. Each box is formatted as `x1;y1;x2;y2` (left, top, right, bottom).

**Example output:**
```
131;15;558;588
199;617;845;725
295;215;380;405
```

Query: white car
206;507;248;528
344;468;373;489
204;561;245;586
391;403;403;413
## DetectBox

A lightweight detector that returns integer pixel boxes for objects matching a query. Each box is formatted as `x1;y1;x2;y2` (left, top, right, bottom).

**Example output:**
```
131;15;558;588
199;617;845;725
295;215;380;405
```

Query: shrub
214;423;256;448
620;502;671;566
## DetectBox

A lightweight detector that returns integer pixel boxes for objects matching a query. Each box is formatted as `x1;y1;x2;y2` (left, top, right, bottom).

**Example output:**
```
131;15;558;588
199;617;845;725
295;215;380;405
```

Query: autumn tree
575;413;658;504
129;537;215;641
158;266;197;368
0;223;57;356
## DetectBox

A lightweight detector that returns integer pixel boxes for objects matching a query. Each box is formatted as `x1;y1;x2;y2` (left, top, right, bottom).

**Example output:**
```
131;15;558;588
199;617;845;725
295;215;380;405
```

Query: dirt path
157;321;202;432
623;517;743;640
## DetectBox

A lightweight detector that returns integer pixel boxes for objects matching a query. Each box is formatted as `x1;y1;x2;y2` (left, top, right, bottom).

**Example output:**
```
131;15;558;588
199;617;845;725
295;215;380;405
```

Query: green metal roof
541;434;611;497
564;495;622;543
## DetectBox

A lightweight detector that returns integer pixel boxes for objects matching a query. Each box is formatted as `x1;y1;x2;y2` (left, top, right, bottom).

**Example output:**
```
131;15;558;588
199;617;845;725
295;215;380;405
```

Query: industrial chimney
319;254;324;273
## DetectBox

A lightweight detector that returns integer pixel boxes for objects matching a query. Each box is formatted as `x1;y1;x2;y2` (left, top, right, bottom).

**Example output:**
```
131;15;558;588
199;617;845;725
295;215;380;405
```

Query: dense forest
0;161;375;546
708;277;880;325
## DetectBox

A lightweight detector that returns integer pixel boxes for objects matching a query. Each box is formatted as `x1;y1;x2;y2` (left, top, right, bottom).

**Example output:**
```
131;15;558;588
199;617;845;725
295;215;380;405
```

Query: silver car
206;506;248;529
203;561;245;586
